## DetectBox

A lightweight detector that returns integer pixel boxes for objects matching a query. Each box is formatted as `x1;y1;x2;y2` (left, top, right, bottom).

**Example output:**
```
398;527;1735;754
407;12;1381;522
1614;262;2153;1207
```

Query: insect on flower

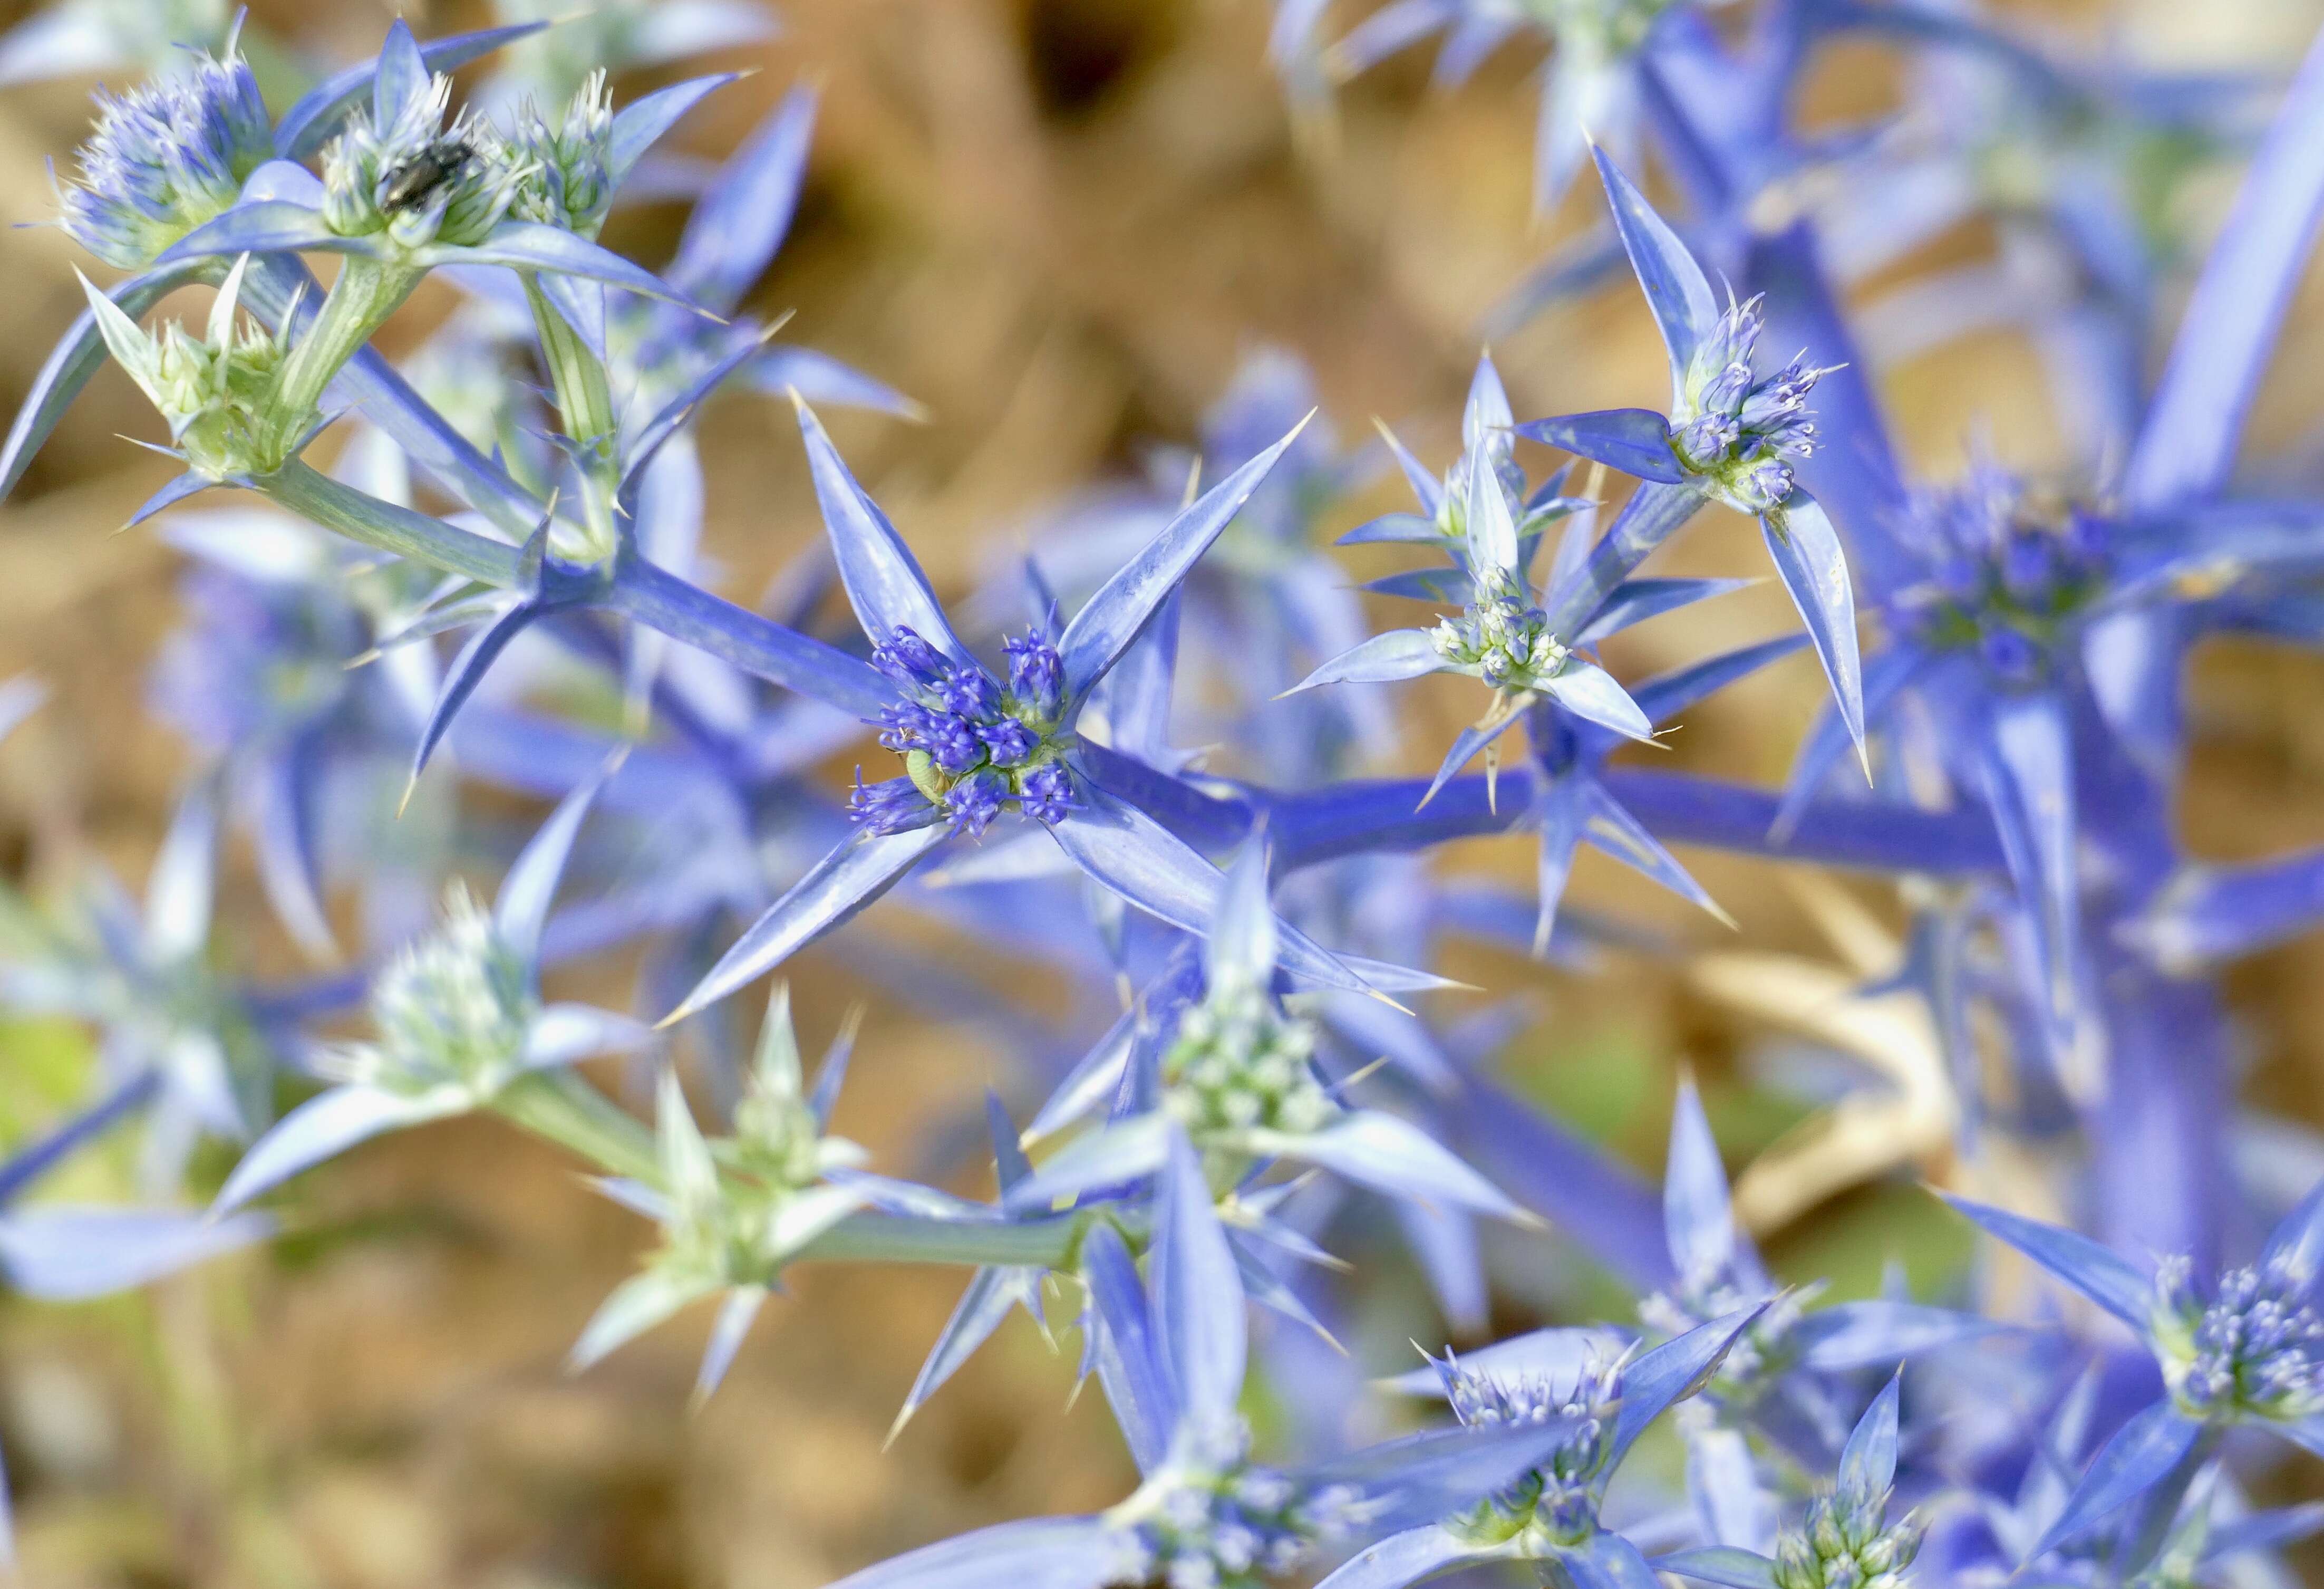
378;134;478;213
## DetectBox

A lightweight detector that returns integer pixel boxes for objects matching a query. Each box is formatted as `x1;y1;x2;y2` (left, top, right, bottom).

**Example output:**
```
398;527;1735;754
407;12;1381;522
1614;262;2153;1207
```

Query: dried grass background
0;0;2322;1584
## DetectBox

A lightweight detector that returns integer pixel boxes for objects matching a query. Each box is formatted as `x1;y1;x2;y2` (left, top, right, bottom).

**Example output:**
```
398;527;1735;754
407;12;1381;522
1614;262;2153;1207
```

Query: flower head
1427;570;1575;694
1771;1491;1924;1589
2150;1253;2324;1424
1116;1420;1361;1589
1671;293;1828;514
1890;465;2109;687
331;881;532;1096
857;625;1077;837
1438;1350;1627;1545
80;255;298;478
321;75;533;249
58;44;270;268
1161;980;1334;1138
508;70;615;236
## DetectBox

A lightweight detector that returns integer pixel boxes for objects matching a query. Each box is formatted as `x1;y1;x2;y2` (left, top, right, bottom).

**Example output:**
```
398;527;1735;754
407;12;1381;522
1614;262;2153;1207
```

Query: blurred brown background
2;0;2323;1583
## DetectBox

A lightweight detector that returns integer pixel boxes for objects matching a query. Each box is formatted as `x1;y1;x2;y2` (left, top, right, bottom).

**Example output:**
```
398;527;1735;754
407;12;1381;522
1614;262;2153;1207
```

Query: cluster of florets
2150;1253;2324;1423
57;47;271;268
1118;1421;1361;1589
85;260;296;477
1773;1487;1925;1589
1672;294;1824;513
1161;979;1334;1137
329;883;532;1093
1892;467;2108;683
848;627;1076;837
1428;571;1572;694
1440;1352;1624;1545
507;71;614;236
1640;1270;1816;1400
321;76;533;248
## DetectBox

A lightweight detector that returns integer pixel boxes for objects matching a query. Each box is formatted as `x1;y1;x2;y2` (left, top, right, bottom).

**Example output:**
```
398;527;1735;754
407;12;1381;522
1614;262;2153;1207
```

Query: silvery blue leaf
1153;1128;1246;1427
1592;148;1718;397
1791;1300;2005;1370
1206;831;1279;991
1610;1306;1763;1465
569;1268;716;1371
793;399;974;666
669;824;951;1024
1628;634;1807;725
539;272;608;363
1938;1194;2152;1330
1663;1076;1736;1283
1552;1531;1663;1589
1463;447;1519;579
1837;1374;1901;1515
1372;420;1444;518
0;5;121;86
1004;1114;1172;1212
157;200;341;265
144;778;219;962
606;74;742;191
694;1285;768;1405
1543;660;1655;744
1079;1222;1178;1473
2034;1400;2204;1558
373;20;431;131
1304;1419;1580;1536
0;1207;272;1301
1313;1525;1496;1589
1581;784;1728;926
1653;1548;1777;1589
1578;578;1756;645
821;1517;1136;1589
1326;0;1461;79
1687;1422;1772;1554
1057;420;1310;703
125;471;221;528
1981;689;2078;1020
522;1005;652;1070
1337;513;1446;546
1516;411;1686;485
670;86;818;313
2123;27;2324;512
1048;788;1376;997
1761;494;1864;769
2262;1178;2324;1285
408;596;545;786
212;1085;464;1214
1286;630;1446;694
1246;1111;1528;1222
496;761;615;971
893;1262;1043;1440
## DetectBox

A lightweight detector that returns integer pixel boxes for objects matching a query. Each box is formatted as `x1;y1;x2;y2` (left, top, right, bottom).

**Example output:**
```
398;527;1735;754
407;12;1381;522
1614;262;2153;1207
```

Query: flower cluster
1671;294;1825;513
320;75;531;248
2150;1254;2324;1423
1890;465;2110;685
331;882;532;1095
507;70;614;236
81;256;295;478
1427;571;1575;695
1117;1422;1361;1589
56;45;269;267
1440;1352;1623;1545
1160;980;1334;1137
849;626;1076;837
1771;1488;1925;1589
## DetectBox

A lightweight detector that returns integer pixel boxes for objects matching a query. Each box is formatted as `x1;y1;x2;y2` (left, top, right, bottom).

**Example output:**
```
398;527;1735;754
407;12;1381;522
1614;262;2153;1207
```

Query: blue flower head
1889;464;2110;688
1436;1347;1626;1546
858;623;1076;837
2149;1251;2324;1424
1114;1419;1363;1589
58;42;271;268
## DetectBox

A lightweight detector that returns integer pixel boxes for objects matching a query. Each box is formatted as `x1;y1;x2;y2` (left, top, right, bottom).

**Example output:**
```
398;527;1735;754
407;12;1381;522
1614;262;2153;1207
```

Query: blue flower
55;38;270;268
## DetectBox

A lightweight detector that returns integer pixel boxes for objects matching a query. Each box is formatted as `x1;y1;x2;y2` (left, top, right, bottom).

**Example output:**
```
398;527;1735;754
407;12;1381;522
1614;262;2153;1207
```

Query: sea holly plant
1516;149;1865;764
1001;833;1530;1226
209;765;651;1214
568;986;878;1401
826;1131;1589;1589
1324;1304;1764;1587
655;399;1421;1026
1940;1186;2324;1574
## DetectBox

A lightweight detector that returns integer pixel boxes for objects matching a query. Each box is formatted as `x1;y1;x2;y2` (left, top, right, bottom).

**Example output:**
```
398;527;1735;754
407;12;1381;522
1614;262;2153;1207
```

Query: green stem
259;461;521;586
264;256;422;465
522;275;621;557
493;1071;661;1182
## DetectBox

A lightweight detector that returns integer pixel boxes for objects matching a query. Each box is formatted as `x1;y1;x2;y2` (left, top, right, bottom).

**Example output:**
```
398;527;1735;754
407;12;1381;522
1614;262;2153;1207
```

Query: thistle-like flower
507;69;614;237
1888;464;2110;688
1109;1420;1363;1589
79;255;299;479
1436;1351;1625;1546
1769;1383;1924;1589
55;40;270;268
847;624;1079;839
319;74;534;249
1668;293;1831;516
2149;1253;2324;1424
